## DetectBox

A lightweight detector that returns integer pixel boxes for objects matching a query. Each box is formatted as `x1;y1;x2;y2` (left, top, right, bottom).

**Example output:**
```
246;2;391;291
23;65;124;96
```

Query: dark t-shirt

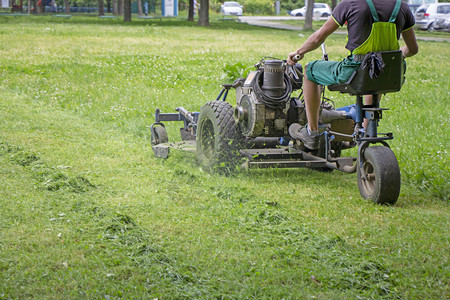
332;0;415;52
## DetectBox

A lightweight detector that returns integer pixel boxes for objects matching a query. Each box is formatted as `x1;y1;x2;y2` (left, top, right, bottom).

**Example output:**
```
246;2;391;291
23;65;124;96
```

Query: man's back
332;0;415;52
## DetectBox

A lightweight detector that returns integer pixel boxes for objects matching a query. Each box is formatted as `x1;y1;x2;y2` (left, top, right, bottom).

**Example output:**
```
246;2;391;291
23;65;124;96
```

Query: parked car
414;2;450;30
289;3;332;17
220;1;243;16
432;13;450;31
407;0;439;14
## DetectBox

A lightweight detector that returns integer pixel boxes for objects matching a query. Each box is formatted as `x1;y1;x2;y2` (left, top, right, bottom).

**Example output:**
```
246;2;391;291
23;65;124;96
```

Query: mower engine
234;59;348;138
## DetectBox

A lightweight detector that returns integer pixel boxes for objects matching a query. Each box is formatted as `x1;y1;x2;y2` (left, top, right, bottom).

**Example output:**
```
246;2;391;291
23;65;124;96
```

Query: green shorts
306;56;361;86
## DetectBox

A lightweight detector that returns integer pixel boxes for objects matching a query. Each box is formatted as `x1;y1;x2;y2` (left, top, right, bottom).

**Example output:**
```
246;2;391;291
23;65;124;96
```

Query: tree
137;0;143;16
123;0;131;21
65;0;70;14
197;0;209;26
304;0;314;30
112;0;118;15
331;0;337;9
98;0;104;16
188;0;194;21
118;0;123;15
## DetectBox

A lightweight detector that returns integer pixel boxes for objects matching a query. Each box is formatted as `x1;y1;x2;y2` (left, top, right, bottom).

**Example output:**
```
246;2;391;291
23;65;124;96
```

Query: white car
433;13;450;32
220;1;243;16
415;3;450;30
289;3;332;17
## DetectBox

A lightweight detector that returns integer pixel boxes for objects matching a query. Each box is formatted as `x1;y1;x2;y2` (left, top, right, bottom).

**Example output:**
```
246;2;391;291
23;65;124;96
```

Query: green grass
0;15;449;298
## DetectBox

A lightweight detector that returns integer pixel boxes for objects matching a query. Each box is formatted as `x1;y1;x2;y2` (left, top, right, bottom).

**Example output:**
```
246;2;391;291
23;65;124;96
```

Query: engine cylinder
261;60;284;98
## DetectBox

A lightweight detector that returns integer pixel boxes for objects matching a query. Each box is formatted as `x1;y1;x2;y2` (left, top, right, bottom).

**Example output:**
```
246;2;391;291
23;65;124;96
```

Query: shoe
289;123;319;150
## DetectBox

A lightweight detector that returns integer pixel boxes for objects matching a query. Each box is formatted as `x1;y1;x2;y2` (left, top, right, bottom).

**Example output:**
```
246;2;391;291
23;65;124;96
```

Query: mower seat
328;50;405;95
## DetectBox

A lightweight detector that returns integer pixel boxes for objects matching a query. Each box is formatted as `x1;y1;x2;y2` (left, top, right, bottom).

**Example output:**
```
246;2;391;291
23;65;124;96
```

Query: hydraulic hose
252;71;293;110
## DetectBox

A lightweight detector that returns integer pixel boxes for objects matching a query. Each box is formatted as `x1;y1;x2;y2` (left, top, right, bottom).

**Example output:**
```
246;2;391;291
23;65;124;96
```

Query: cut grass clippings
0;15;448;298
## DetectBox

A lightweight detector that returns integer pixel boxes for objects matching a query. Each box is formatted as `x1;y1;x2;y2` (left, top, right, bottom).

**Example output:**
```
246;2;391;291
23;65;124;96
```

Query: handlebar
321;43;328;61
292;43;328;63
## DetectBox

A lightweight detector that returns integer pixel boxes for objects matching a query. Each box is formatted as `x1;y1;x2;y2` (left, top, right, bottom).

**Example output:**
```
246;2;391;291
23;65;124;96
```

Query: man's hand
287;51;303;66
286;18;339;66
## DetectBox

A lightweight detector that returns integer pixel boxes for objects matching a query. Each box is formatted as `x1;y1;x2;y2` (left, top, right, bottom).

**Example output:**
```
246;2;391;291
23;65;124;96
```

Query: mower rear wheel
196;101;243;172
357;146;400;205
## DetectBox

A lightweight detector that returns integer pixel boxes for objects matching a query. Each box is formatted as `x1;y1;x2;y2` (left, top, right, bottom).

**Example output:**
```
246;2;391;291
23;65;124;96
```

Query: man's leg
303;67;321;132
288;64;321;150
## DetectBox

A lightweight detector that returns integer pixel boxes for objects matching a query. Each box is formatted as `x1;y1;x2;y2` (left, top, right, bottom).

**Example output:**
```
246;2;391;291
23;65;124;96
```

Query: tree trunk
65;0;70;13
118;0;123;15
137;0;142;16
123;0;131;21
98;0;104;15
304;0;314;30
28;0;31;13
188;0;194;21
106;0;111;13
112;0;117;15
197;0;209;26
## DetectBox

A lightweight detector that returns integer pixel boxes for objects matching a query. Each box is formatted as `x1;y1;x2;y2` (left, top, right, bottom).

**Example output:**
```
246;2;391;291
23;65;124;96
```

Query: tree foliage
244;0;273;15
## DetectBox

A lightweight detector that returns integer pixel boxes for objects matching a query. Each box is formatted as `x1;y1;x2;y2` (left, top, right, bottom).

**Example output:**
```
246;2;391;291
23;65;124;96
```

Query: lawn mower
150;45;405;205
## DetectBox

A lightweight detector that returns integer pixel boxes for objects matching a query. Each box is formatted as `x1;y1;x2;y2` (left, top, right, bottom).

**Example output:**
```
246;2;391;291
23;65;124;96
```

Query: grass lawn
0;15;448;298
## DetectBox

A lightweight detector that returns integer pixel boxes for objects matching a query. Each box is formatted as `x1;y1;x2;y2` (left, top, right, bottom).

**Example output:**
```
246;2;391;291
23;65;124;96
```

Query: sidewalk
238;16;450;42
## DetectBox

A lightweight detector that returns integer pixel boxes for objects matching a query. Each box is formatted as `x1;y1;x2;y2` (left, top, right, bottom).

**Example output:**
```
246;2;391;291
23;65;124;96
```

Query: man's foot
288;123;319;150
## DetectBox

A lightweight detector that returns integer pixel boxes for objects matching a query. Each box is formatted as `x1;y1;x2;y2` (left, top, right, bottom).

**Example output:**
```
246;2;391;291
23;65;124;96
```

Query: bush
211;3;222;13
282;0;304;13
244;0;273;15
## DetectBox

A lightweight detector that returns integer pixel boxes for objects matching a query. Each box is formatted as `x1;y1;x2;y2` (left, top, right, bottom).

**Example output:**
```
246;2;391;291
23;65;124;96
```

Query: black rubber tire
357;146;401;205
196;101;244;173
151;126;168;145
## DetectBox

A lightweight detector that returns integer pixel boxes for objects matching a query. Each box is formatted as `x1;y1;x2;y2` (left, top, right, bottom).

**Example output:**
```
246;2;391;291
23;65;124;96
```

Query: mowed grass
0;15;448;298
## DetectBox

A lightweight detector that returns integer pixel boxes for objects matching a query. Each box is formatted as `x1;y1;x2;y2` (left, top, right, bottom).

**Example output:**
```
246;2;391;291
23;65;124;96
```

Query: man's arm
287;18;340;65
401;27;419;58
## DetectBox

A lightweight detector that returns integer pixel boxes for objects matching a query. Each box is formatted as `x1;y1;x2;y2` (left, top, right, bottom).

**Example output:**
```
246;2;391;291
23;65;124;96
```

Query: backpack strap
365;0;401;23
389;0;402;23
365;0;380;22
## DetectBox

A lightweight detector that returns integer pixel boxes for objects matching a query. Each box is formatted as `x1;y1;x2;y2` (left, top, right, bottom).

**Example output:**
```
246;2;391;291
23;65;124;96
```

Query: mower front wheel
151;125;168;146
357;146;401;205
151;125;169;157
196;101;243;172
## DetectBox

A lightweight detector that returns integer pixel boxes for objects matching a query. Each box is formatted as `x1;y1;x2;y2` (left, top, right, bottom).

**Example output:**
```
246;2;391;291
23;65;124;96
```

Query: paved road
238;16;450;42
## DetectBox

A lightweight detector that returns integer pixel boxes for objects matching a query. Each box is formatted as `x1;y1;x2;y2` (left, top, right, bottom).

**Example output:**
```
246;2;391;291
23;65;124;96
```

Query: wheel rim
200;118;215;159
361;161;376;195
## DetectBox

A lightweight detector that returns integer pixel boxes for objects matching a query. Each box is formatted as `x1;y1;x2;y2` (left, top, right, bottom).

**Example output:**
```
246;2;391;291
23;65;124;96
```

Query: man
287;0;418;150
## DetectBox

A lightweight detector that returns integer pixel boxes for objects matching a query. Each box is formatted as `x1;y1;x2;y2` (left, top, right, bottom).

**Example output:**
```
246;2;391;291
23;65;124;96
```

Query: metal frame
150;88;394;173
150;53;396;175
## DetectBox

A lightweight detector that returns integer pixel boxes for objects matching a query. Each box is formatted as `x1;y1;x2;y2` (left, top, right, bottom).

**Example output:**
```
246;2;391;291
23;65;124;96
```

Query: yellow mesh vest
352;0;401;55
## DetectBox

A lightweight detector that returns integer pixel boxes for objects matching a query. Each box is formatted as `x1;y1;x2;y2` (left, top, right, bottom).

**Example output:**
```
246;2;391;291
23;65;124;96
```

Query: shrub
244;0;273;15
282;0;304;13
